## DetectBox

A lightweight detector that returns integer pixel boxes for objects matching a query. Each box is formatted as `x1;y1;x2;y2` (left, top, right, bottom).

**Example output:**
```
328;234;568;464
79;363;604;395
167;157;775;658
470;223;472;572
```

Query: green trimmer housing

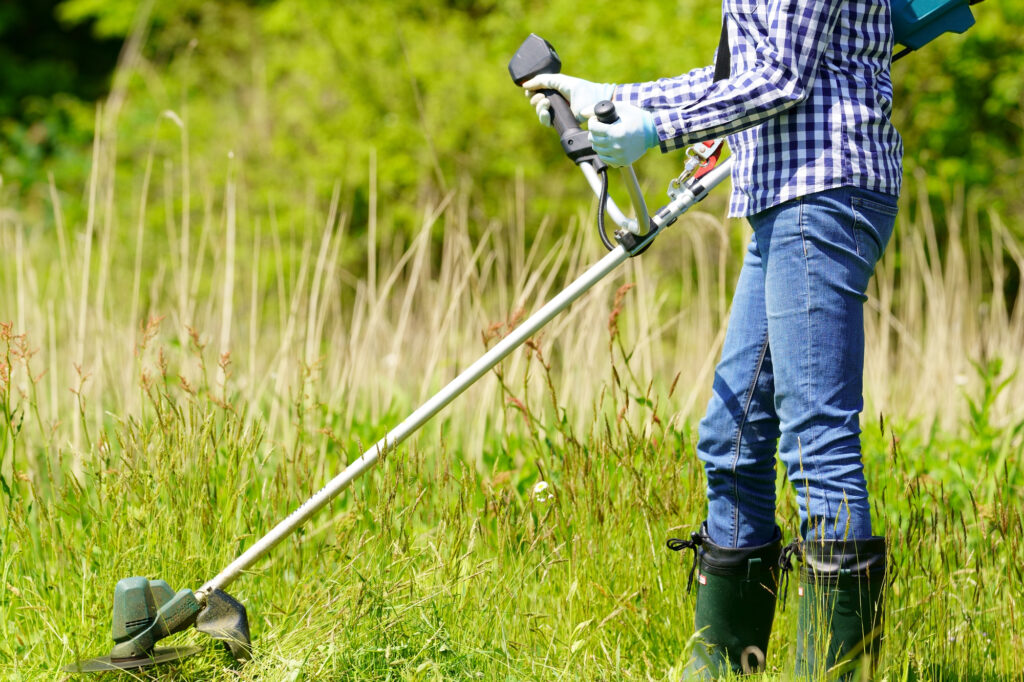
63;577;250;673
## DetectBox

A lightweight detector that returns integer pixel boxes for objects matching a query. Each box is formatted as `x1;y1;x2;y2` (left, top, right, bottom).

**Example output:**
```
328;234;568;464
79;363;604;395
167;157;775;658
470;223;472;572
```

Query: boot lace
778;538;803;610
666;531;704;593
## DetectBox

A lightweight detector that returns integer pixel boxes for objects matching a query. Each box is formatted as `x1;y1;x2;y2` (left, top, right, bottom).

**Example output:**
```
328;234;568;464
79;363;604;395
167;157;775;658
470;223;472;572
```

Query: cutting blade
62;646;202;673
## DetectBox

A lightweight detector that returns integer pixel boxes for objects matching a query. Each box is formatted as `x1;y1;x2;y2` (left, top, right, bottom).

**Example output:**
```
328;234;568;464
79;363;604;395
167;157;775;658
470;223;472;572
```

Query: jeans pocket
850;194;898;265
851;195;899;218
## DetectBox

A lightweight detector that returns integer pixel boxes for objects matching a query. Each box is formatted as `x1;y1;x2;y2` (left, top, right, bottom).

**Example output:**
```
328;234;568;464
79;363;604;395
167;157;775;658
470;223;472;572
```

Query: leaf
571;618;592;637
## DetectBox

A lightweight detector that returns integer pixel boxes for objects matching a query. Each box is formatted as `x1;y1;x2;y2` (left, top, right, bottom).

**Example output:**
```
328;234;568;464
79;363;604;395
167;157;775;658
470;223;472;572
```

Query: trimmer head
63;577;252;674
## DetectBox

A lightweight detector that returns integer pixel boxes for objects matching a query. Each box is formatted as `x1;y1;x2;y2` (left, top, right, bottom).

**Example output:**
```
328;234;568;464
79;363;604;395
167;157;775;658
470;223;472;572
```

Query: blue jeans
697;186;898;547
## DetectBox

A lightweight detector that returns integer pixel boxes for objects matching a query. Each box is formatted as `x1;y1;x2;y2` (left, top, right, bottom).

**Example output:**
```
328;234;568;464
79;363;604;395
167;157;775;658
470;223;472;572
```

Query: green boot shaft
795;536;886;681
676;525;782;679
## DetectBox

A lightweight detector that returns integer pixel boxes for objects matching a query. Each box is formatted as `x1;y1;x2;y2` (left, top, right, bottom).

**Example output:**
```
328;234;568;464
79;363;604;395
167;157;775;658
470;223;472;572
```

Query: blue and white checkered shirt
615;0;903;218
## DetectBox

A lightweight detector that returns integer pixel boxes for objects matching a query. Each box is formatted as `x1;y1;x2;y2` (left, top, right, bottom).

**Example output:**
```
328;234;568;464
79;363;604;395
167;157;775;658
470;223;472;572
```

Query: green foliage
0;2;120;113
893;0;1024;215
3;335;1024;679
5;0;1022;239
58;0;143;38
0;0;120;189
5;0;718;231
0;329;710;680
863;357;1024;533
946;358;1024;505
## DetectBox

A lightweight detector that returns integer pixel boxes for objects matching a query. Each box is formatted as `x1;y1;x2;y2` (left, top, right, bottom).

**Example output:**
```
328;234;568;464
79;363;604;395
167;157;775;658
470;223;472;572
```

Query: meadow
2;114;1023;680
3;2;1024;680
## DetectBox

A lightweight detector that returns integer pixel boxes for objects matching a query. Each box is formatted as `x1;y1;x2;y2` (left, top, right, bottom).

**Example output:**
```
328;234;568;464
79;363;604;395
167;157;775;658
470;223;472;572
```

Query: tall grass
2;124;1020;461
0;109;1022;679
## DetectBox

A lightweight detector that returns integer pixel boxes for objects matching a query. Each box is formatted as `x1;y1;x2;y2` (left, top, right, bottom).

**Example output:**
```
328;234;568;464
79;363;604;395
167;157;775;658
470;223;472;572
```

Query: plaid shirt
615;0;903;217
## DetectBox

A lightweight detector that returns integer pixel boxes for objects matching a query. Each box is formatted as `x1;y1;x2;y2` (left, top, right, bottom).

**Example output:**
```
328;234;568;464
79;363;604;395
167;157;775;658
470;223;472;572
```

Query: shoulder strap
690;18;731;181
713;19;731;82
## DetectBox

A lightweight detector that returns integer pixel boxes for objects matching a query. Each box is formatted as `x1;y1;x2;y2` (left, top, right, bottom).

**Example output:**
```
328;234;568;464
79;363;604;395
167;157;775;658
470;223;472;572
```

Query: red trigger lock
693;140;723;180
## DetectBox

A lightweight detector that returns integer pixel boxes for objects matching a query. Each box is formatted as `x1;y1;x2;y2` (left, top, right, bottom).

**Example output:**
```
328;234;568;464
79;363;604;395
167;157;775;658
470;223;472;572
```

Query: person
522;0;900;679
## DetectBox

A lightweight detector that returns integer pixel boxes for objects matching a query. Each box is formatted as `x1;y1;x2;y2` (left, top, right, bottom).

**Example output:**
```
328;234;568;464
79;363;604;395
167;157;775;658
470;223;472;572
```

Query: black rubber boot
794;536;887;681
669;523;783;679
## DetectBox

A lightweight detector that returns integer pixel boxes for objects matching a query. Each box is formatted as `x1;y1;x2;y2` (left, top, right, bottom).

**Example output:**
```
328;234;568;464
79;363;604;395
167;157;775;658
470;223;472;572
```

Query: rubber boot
795;536;887;681
671;523;782;679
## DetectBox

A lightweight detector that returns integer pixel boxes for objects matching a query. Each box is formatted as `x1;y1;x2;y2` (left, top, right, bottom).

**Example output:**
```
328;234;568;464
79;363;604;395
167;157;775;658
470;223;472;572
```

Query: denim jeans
697;186;898;547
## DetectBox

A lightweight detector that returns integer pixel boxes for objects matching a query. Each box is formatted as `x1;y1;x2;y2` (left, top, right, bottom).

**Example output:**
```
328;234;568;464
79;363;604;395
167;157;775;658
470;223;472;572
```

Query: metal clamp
668;139;724;199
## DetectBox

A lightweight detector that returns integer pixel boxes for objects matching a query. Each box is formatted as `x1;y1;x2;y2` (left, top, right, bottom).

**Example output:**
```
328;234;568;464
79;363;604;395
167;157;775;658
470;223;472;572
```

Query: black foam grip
594;100;618;124
542;89;579;136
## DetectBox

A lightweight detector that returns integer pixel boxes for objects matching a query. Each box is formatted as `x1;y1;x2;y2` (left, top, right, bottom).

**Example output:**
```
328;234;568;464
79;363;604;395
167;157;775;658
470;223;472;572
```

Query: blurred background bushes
2;0;1022;236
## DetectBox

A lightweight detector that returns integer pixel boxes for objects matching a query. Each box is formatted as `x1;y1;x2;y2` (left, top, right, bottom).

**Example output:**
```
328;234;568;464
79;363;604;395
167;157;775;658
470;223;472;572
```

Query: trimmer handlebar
508;35;652;238
506;34;575;134
508;34;604;168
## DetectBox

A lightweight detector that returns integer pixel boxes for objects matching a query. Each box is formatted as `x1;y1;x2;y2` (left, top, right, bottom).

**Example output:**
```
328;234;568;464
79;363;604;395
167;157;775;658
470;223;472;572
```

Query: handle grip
541;89;580;138
508;33;603;168
594;100;619;124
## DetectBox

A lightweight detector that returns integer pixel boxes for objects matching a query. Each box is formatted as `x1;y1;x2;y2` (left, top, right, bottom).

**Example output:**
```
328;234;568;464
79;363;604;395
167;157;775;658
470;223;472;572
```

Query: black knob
594;100;619;124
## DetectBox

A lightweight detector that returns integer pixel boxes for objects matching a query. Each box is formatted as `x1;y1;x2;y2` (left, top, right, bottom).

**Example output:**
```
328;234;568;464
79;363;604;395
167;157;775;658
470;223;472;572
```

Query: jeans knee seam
796;197;835;535
727;331;771;546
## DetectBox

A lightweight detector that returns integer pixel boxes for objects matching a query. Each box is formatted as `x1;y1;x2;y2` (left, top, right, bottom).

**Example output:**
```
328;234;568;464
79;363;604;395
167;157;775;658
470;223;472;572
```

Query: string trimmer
64;0;982;670
64;33;723;673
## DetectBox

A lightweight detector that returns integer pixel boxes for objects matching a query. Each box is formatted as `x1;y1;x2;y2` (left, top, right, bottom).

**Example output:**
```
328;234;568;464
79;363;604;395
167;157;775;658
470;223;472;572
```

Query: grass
1;98;1023;680
1;328;1023;681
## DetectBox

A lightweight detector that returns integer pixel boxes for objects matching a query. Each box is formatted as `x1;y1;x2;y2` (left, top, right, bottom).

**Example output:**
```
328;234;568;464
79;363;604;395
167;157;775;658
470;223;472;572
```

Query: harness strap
692;18;731;180
713;19;731;83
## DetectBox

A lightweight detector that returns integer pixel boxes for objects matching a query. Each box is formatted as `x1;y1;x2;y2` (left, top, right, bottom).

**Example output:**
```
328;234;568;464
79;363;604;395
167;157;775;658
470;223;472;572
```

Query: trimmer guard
62;647;202;673
196;589;253;662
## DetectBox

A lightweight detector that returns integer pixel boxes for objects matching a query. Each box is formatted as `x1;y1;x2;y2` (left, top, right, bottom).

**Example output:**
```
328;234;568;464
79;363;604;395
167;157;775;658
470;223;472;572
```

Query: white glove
584;101;659;167
522;73;616;125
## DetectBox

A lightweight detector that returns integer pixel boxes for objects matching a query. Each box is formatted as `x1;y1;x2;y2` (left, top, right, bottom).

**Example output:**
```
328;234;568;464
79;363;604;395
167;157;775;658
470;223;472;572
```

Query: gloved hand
585;101;659;167
522;73;616;125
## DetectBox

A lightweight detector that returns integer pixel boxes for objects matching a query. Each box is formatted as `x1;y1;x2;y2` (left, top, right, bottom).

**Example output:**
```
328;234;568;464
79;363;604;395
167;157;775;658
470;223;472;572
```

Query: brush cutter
66;7;983;664
63;33;731;673
62;33;728;675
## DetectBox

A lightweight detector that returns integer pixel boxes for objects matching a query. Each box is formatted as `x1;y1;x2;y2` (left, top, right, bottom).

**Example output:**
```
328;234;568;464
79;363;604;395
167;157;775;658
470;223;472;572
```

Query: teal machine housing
892;0;983;53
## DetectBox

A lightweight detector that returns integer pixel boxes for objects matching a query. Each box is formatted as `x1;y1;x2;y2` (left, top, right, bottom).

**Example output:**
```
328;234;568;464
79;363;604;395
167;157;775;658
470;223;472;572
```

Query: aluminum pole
197;244;630;599
197;155;735;601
